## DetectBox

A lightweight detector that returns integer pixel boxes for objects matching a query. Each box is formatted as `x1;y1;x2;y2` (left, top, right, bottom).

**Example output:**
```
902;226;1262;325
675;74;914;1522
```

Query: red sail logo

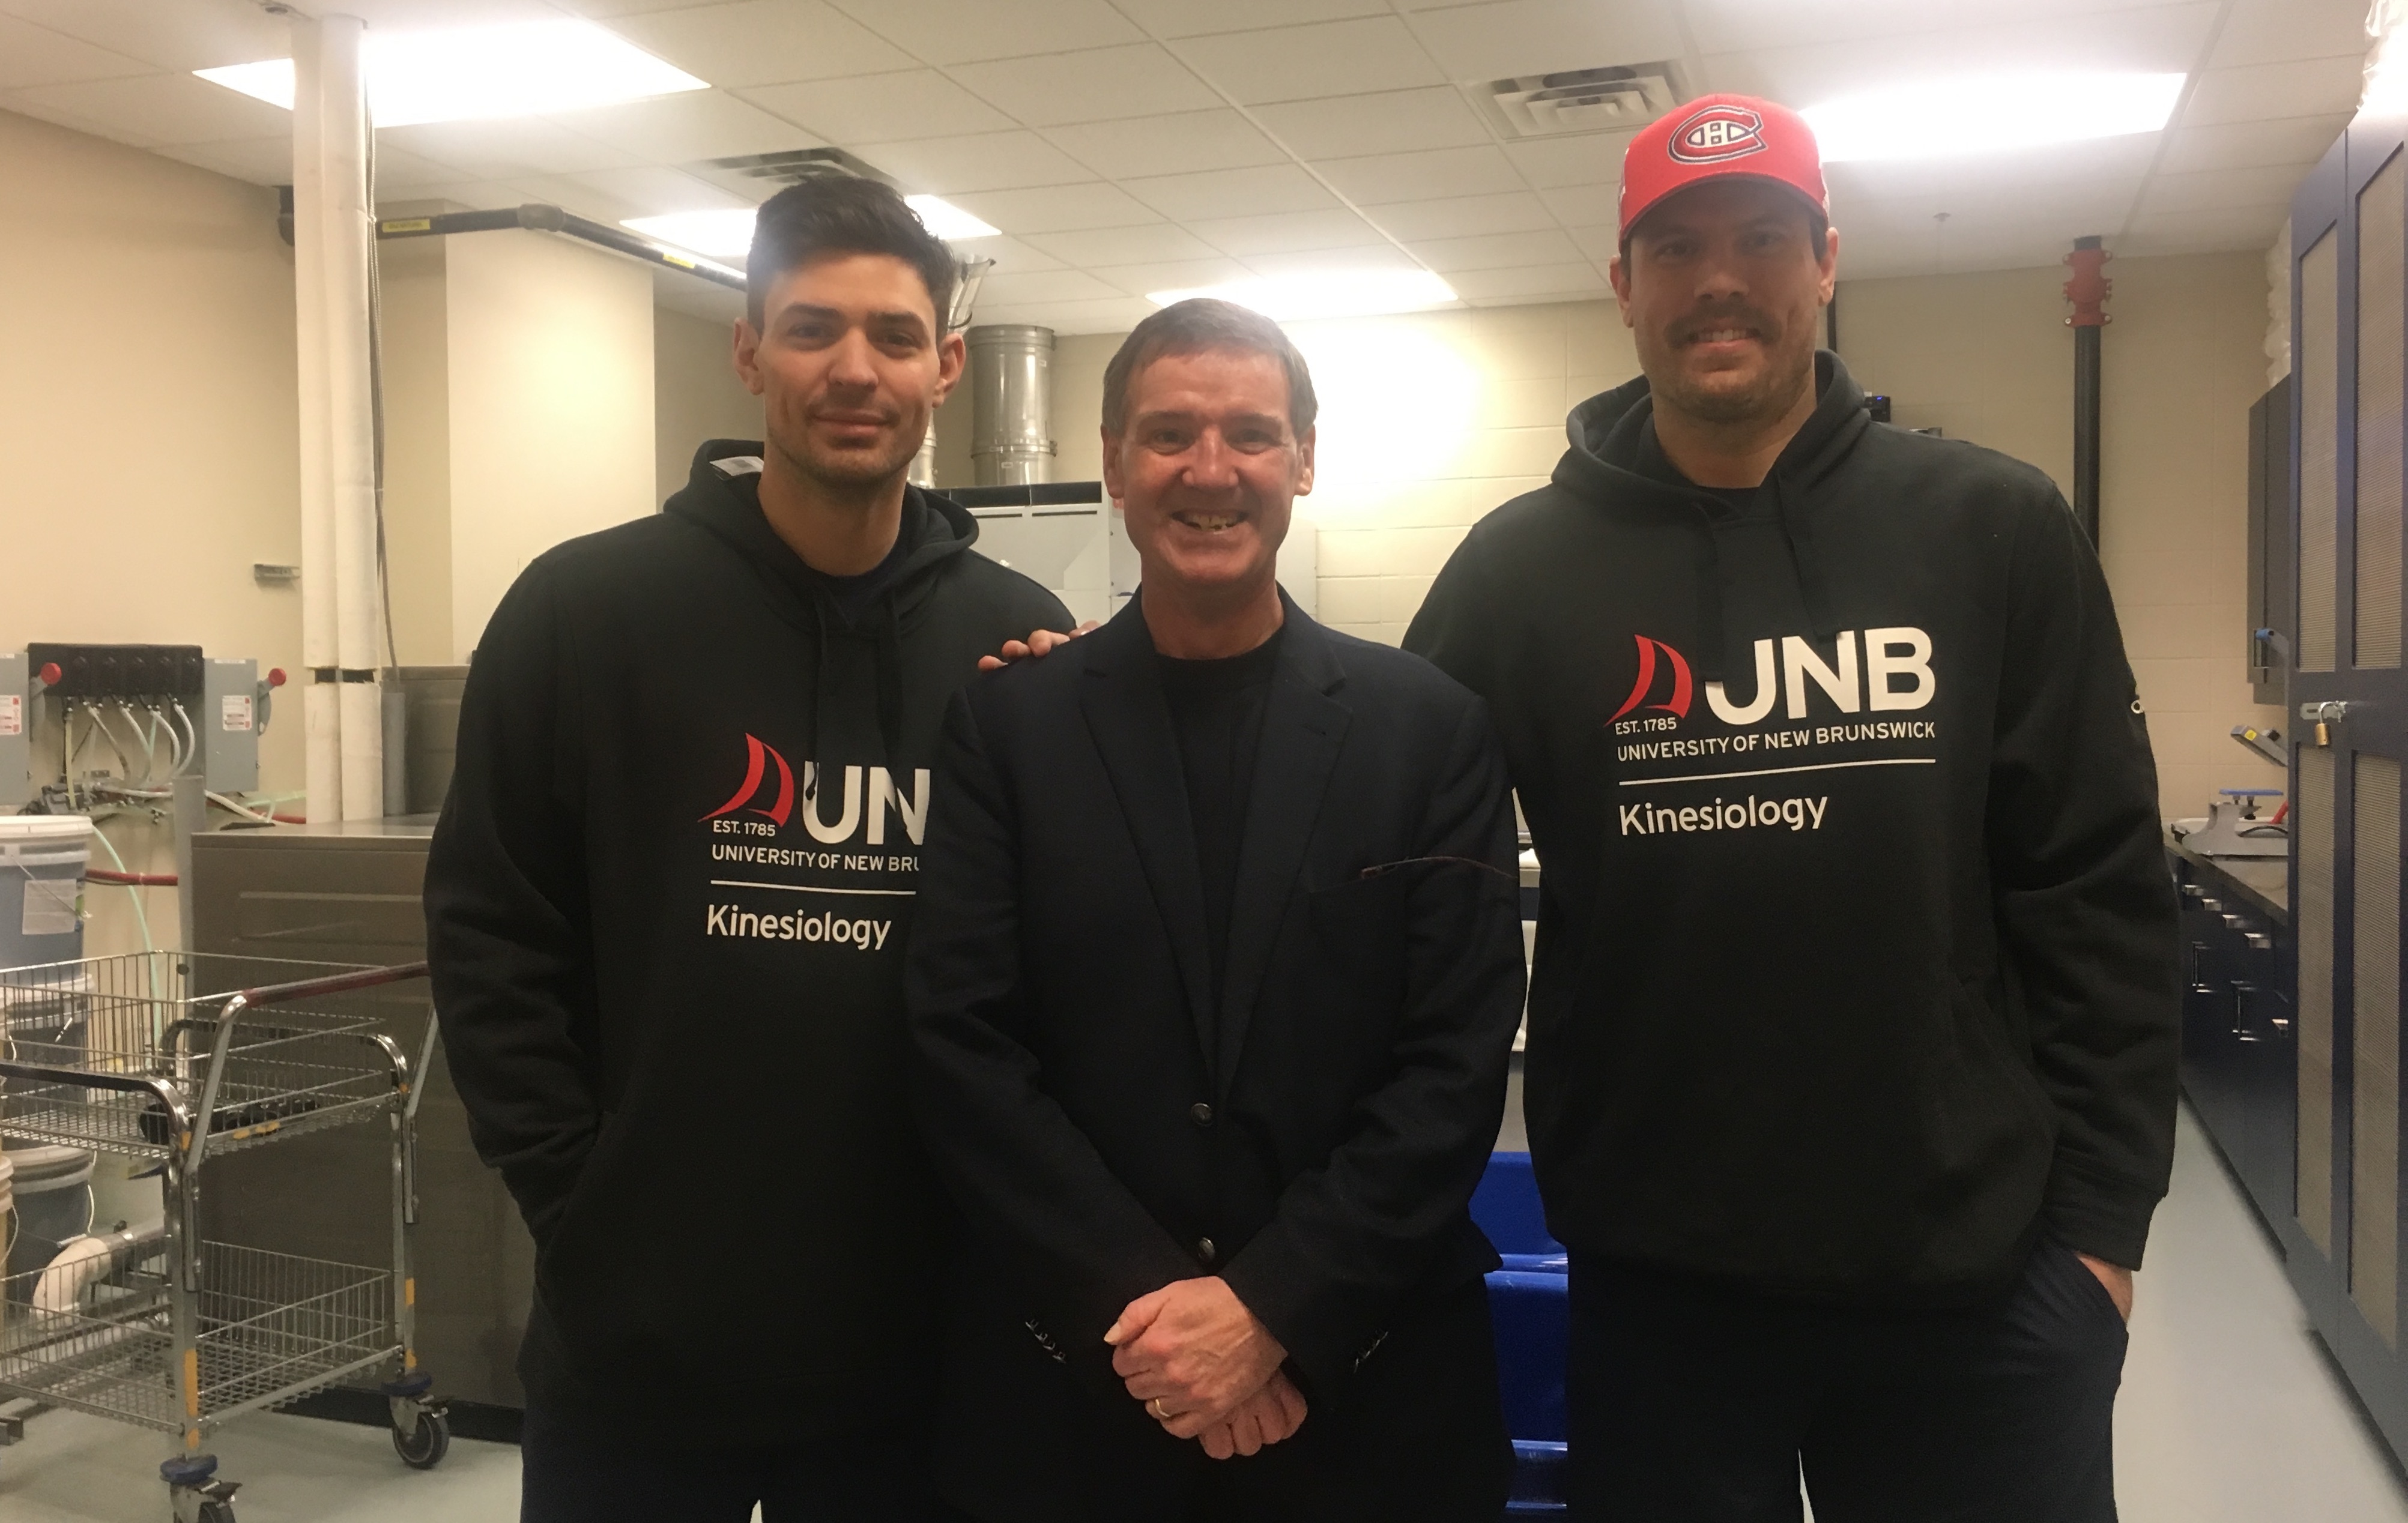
700;734;795;826
1609;636;1694;722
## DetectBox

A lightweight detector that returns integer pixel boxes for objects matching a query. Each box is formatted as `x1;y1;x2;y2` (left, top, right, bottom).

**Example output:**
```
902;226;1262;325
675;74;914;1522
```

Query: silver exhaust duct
910;259;993;489
967;324;1056;486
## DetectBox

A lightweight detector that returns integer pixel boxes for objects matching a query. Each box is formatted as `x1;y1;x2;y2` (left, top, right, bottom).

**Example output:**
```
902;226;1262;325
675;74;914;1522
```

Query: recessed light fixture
1801;72;2185;163
1148;270;1459;322
195;20;707;128
623;196;997;258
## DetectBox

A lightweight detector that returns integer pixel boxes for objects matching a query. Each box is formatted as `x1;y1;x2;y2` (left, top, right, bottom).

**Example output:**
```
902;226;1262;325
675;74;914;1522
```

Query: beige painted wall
0;107;305;911
1839;253;2285;818
379;234;454;666
1039;255;2275;819
654;306;761;505
442;231;656;661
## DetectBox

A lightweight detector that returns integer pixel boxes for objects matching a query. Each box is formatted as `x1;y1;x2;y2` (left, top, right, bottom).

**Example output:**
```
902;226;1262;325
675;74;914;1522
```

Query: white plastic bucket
0;815;91;972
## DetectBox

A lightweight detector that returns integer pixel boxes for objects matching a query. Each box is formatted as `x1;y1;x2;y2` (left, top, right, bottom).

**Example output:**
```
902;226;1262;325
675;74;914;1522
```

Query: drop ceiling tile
0;0;286;72
948;182;1163;234
155;136;291;185
969;295;1158;335
951;44;1222;128
568;164;754;215
1023;223;1225;266
377;146;478;191
1406;228;1584;271
1187;207;1388;255
829;0;1144;65
2119;202;2292;255
1708;4;2219;103
855;131;1093;194
2183;55;2369;128
1446;262;1608;300
0;14;151;89
1538;183;1621;227
948;234;1068;276
1501;134;1634;190
307;1;570;24
1366;191;1556;241
2135;164;2317;216
1174;18;1446;107
2159;113;2353;173
380;119;642;178
1041;110;1287;179
555;91;821;164
2210;0;2374;69
966;268;1127;305
1243;244;1423;276
1112;0;1388;40
1564;223;1618;261
558;0;738;14
1252;86;1490;160
1089;258;1257;297
19;70;297;145
738;70;1013;143
602;1;915;89
1403;0;1686;83
1314;145;1524;205
1122;163;1339;220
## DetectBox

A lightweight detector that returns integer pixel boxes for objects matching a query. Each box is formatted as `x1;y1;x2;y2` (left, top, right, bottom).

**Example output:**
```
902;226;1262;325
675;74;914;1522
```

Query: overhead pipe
291;13;383;821
374;204;749;292
2065;235;2111;547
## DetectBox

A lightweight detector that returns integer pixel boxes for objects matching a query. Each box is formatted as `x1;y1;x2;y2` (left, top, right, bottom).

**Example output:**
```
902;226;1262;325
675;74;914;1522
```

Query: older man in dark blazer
906;299;1526;1522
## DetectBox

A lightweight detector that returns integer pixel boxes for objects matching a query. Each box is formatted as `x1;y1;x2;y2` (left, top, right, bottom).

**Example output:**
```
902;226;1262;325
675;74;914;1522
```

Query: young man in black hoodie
1405;96;2179;1521
424;178;1068;1521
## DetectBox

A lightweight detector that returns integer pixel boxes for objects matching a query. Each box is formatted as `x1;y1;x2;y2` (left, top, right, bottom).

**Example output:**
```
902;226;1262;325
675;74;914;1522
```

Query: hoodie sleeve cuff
2042;1154;2162;1270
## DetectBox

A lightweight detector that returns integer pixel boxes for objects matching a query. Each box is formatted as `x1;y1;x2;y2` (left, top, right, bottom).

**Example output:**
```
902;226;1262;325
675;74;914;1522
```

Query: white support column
291;13;384;820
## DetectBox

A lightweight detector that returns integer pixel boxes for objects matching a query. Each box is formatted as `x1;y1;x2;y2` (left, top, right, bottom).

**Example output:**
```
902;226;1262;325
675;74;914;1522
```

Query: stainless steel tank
967;324;1056;486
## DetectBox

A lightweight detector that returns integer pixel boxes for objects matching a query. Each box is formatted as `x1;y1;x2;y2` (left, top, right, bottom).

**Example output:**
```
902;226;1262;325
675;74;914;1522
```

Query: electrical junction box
202;659;260;794
0;653;29;809
25;642;204;699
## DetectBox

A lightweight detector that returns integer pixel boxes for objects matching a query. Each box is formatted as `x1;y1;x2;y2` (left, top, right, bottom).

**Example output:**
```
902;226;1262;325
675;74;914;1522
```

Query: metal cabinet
2171;845;2296;1232
187;819;534;1413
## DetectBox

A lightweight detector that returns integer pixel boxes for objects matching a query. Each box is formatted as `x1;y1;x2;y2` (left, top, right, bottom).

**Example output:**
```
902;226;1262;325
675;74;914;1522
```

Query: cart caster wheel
197;1501;237;1523
392;1410;449;1470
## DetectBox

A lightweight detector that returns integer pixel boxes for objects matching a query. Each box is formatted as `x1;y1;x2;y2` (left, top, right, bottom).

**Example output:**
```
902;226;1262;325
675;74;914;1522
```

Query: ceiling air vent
694;147;895;188
1473;65;1682;139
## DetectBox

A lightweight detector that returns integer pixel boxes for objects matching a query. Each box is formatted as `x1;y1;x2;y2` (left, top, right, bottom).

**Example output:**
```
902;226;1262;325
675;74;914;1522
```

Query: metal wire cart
0;953;447;1522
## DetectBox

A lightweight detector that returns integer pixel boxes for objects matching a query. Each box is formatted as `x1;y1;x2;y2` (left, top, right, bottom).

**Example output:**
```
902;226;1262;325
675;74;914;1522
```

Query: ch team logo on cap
1668;104;1767;164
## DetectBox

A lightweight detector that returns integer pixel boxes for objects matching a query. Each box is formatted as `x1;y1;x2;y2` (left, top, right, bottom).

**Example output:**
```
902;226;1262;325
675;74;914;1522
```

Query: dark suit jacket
906;594;1526;1508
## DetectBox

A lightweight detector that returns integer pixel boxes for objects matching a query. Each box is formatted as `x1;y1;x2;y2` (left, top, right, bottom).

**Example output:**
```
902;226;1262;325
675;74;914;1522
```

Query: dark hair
745;176;955;332
1101;298;1319;439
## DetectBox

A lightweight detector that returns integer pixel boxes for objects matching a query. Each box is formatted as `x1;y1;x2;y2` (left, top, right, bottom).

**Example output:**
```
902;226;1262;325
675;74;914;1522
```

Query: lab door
2290;109;2408;1453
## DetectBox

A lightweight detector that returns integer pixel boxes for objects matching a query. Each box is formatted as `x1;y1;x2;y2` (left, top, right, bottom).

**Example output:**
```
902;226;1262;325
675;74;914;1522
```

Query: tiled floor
2;1103;2400;1522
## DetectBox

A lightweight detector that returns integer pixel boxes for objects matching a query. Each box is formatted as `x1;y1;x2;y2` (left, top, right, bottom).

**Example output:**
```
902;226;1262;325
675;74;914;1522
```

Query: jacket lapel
1216;601;1351;1090
1077;600;1218;1066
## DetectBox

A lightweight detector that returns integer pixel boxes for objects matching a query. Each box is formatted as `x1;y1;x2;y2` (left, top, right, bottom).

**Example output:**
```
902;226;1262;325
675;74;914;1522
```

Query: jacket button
1196;1237;1217;1264
1189;1102;1214;1126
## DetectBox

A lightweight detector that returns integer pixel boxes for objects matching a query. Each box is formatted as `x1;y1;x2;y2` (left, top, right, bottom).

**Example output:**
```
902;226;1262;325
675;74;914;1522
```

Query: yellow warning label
381;218;434;234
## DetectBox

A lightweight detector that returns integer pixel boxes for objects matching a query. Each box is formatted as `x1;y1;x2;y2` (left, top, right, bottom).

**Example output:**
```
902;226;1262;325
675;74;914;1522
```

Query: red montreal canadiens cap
1618;93;1830;241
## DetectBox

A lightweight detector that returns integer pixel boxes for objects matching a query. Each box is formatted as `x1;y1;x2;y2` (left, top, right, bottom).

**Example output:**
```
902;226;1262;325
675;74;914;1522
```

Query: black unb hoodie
426;441;1068;1440
1405;355;2180;1304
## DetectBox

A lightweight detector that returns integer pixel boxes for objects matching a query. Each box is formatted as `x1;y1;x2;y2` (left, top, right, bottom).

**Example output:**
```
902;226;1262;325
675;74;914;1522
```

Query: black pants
519;1404;940;1523
1567;1240;2128;1522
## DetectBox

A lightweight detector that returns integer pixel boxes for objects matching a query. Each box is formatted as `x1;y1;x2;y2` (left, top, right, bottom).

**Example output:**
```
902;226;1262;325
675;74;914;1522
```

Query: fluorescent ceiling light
622;195;997;259
624;209;756;258
1801;71;2185;163
194;20;706;128
1148;270;1458;322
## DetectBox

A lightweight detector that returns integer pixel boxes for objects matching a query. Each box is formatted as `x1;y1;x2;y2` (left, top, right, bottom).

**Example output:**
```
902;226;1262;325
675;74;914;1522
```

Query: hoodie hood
662;438;984;762
1555;352;1871;679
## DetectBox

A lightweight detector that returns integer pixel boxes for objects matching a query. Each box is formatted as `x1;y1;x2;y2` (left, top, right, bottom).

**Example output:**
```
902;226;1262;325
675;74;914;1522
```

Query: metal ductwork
909;259;994;489
967;324;1056;486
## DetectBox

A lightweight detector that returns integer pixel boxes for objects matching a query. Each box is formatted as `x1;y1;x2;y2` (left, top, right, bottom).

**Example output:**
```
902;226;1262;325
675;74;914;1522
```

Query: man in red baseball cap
1408;94;2176;1521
